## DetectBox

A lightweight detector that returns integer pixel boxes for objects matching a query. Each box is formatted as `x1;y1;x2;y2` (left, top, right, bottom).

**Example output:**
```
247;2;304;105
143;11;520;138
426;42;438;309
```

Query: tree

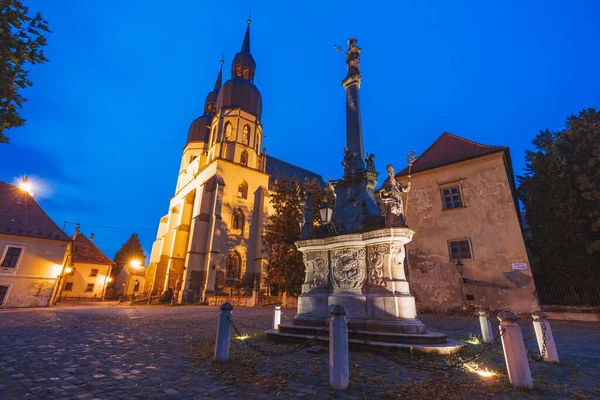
0;0;50;143
518;108;600;280
263;177;334;294
113;233;147;277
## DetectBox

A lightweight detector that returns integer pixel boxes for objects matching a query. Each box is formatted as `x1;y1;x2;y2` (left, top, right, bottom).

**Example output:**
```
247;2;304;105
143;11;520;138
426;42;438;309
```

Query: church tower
145;21;272;303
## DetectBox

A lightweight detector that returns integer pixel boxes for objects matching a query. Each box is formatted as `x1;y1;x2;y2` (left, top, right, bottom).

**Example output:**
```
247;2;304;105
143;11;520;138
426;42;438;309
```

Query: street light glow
130;260;142;268
64;266;73;274
19;176;33;194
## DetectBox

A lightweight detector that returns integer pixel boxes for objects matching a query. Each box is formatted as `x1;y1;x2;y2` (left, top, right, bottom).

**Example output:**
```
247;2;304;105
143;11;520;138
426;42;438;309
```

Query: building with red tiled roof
0;182;70;308
391;133;538;314
59;230;115;301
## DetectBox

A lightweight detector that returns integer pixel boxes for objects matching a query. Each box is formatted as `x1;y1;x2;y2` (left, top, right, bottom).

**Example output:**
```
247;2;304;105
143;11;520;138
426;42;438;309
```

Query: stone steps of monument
276;323;448;345
265;329;464;355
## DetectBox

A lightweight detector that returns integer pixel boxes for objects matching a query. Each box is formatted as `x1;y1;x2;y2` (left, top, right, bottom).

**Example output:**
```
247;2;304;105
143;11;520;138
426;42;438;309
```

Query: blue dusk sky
2;0;599;259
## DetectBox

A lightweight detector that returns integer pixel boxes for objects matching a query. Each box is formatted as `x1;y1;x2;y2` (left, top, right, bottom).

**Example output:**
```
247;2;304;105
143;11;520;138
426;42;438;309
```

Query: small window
235;64;242;78
240;151;248;166
90;269;98;277
0;285;9;305
224;122;232;140
211;126;217;146
242;124;250;145
238;181;248;199
441;186;463;209
243;66;251;80
448;239;472;261
1;246;23;269
85;284;94;292
226;252;241;280
64;282;73;291
466;294;475;301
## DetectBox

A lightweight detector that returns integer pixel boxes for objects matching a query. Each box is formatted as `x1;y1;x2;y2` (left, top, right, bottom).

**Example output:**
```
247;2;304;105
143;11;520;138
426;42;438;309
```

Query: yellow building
395;132;539;314
0;182;70;308
59;230;114;301
144;23;323;303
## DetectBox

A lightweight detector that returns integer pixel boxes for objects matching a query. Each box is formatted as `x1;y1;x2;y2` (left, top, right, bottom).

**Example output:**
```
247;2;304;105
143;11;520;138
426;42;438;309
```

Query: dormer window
243;66;250;80
235;64;242;78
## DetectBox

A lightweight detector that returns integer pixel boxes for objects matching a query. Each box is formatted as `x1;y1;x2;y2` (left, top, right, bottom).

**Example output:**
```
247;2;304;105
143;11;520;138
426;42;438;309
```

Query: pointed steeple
241;19;251;53
214;57;224;91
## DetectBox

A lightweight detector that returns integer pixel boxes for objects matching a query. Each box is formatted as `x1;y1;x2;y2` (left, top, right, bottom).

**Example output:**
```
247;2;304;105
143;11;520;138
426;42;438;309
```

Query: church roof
0;182;70;241
265;155;326;189
73;233;115;266
397;132;507;175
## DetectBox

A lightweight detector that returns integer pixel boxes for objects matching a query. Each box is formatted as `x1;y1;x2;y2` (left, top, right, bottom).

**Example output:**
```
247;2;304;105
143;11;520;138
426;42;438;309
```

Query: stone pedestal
295;227;425;334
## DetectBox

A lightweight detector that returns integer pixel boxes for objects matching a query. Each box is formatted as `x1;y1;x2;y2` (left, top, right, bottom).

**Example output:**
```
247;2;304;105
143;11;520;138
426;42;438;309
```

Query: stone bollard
478;310;494;343
273;303;282;330
214;302;233;361
498;311;533;388
532;311;559;363
148;295;152;305
329;305;349;390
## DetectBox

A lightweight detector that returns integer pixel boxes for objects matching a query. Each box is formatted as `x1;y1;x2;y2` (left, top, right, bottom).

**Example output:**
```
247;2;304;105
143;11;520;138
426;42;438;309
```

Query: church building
144;22;323;303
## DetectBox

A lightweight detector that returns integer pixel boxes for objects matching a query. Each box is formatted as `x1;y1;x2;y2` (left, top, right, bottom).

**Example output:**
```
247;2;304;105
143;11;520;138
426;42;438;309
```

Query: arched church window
235;64;242;78
237;181;248;199
211;126;217;146
243;66;250;80
226;252;241;280
240;150;248;166
242;125;250;145
224;122;232;140
232;209;244;231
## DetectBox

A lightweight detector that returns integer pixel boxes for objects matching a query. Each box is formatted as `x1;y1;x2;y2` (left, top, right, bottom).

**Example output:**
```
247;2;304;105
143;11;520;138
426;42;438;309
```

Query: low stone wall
542;305;600;322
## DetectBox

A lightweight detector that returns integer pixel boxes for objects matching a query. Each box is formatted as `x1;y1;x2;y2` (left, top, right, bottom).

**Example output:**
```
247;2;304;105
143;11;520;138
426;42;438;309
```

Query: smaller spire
214;56;224;91
241;18;251;53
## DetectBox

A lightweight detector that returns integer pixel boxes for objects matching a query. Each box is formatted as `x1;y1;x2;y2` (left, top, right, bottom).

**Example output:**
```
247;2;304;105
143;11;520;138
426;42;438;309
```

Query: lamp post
101;276;113;301
125;260;142;301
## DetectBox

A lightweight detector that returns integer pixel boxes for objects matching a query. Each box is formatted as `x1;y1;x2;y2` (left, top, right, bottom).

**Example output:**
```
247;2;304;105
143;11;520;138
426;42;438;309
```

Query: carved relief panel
367;244;389;287
330;248;366;289
303;251;329;289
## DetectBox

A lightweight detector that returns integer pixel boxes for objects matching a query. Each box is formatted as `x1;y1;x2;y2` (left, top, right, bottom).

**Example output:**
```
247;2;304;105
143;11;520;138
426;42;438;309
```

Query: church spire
214;57;224;91
230;20;256;82
241;19;251;53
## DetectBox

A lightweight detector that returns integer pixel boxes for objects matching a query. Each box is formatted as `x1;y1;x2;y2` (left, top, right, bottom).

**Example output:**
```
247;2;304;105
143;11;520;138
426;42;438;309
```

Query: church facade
144;23;323;303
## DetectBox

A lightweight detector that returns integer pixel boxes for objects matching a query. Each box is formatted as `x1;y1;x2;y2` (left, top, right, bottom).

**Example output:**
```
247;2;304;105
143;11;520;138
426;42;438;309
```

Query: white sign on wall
512;263;528;270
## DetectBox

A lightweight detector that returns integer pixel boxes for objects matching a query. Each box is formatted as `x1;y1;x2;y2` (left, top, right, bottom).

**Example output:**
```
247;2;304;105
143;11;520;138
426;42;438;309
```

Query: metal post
478;310;494;343
273;303;282;330
329;305;349;390
498;311;533;388
532;311;559;363
214;302;233;361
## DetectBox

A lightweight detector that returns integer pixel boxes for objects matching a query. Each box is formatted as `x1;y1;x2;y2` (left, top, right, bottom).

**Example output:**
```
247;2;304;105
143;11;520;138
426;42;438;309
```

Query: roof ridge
266;154;322;176
443;131;505;149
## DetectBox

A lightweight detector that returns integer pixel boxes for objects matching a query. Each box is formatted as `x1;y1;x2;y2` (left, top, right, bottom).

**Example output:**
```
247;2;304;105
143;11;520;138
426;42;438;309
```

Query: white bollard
532;311;559;363
498;311;533;388
329;305;349;390
478;310;494;343
273;303;282;330
214;302;233;362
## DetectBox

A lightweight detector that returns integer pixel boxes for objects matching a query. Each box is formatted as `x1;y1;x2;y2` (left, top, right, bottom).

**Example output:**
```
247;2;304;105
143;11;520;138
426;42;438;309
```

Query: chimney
72;224;80;240
90;233;95;242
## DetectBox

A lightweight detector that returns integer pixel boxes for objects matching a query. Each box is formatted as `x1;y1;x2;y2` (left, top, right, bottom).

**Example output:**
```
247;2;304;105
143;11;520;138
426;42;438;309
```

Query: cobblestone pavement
0;304;599;399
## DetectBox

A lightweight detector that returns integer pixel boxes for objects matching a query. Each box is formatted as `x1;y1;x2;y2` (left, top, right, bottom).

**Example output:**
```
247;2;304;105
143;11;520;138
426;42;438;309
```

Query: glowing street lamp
130;260;141;268
19;176;32;194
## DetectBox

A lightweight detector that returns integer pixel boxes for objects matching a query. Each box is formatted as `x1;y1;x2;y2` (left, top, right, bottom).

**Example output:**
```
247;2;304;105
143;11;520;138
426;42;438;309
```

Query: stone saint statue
380;164;411;226
346;38;361;76
301;193;314;239
341;147;358;176
365;153;376;173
